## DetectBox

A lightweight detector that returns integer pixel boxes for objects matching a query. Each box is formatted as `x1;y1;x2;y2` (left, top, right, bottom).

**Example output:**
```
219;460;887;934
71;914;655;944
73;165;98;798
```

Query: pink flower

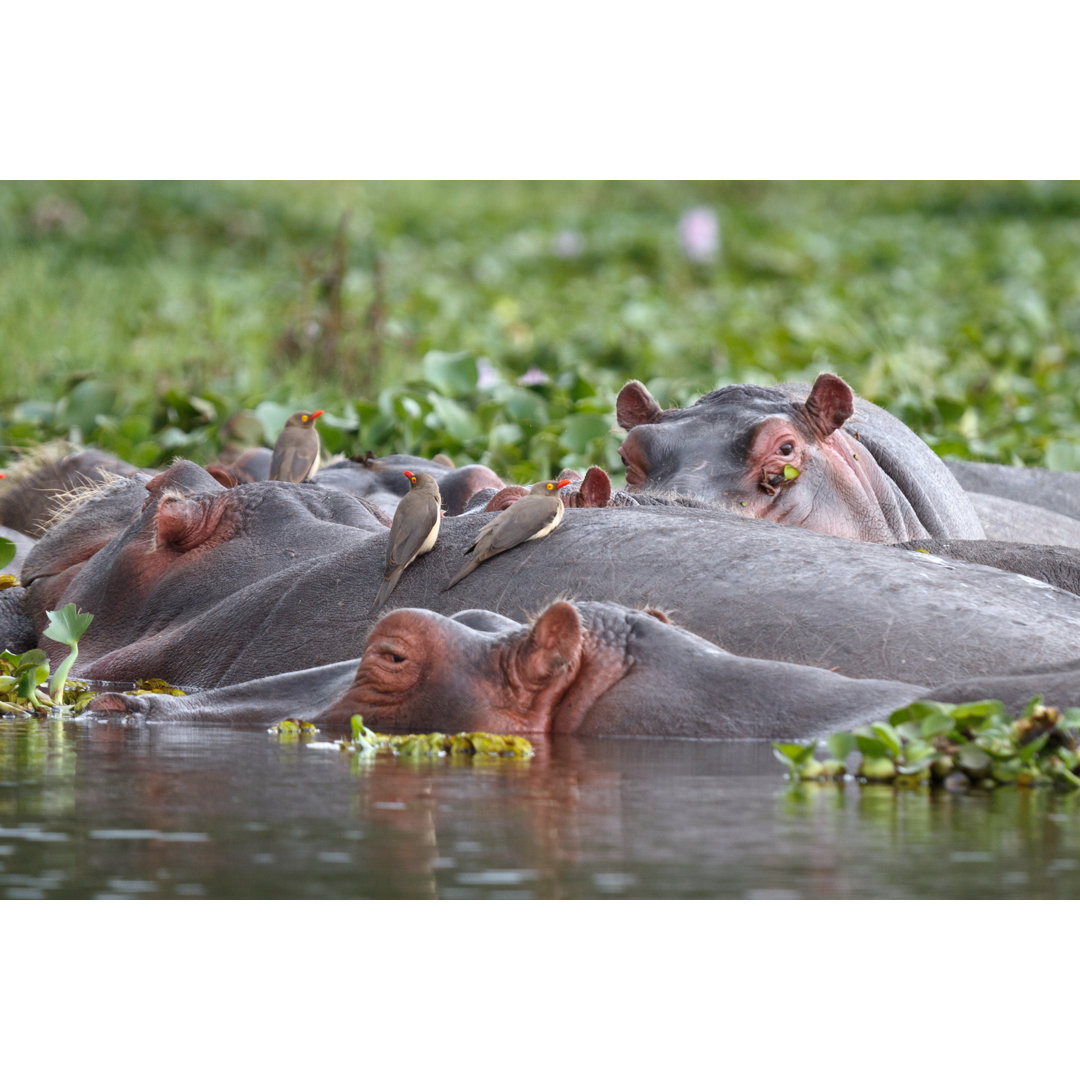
477;360;499;390
518;366;550;386
678;206;720;263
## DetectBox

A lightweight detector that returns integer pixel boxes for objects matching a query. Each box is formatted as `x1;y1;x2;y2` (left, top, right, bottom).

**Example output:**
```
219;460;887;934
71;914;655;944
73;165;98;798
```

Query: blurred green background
2;180;1079;483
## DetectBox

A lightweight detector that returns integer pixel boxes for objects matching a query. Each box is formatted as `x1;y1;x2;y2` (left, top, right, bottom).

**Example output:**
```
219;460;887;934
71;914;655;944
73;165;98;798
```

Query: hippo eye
389;653;406;663
779;442;794;455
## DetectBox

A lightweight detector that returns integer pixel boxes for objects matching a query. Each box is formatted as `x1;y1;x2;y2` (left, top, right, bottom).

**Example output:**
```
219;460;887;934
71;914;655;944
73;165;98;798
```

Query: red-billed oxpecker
445;478;572;590
269;410;324;482
372;471;443;610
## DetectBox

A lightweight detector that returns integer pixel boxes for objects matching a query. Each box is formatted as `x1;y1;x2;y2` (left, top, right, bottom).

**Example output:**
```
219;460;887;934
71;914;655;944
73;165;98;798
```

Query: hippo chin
616;373;985;544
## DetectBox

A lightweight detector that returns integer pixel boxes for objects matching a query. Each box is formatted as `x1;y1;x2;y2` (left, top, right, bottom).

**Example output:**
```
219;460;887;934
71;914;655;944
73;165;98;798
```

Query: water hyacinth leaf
949;700;1007;730
870;722;901;757
0;536;14;571
956;745;992;777
1018;732;1051;763
826;731;857;760
854;733;889;759
425;393;477;444
43;603;94;647
782;464;800;481
771;742;817;768
421;350;477;396
43;603;93;704
562;412;614;455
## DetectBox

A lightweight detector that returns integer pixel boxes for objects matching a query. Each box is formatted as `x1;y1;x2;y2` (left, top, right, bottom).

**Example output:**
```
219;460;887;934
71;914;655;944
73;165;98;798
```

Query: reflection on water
2;715;1080;898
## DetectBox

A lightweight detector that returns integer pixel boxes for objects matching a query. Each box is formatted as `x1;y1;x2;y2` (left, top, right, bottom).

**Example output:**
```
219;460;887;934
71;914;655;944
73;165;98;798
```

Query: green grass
3;180;1080;477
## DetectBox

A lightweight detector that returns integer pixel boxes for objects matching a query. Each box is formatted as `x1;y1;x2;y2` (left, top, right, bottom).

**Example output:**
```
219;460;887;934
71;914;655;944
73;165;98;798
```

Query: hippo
0;447;147;537
87;600;932;738
616;373;985;543
86;599;1080;738
946;459;1080;523
312;454;505;517
22;460;1080;691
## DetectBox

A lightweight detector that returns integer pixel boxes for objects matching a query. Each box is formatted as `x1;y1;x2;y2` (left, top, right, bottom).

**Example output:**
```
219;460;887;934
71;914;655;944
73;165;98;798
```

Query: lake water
3;713;1080;899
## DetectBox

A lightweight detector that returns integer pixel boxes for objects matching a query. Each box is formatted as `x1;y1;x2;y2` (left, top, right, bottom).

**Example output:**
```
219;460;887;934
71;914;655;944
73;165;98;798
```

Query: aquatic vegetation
129;678;187;697
774;698;1080;791
335;715;535;759
0;600;94;716
42;602;93;706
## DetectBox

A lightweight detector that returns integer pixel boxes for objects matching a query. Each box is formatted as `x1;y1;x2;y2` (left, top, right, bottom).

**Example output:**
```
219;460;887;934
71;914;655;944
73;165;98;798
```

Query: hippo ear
578;467;612;507
802;373;854;439
517;601;584;690
616;381;664;430
155;496;228;553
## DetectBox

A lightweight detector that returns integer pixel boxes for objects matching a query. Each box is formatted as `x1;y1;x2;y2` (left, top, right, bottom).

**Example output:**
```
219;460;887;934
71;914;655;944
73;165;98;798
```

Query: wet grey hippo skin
616;373;985;543
0;449;147;538
87;599;1080;738
22;461;1080;691
87;601;931;739
946;459;1080;522
895;538;1080;596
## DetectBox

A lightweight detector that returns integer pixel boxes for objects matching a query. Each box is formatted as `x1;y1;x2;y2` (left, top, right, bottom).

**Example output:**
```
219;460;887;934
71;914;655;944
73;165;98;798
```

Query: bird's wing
483;496;559;556
386;496;440;570
270;441;318;482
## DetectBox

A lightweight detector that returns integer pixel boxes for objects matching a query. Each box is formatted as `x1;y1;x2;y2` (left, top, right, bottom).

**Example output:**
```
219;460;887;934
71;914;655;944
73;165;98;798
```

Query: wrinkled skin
26;463;1080;690
616;373;984;543
88;601;929;738
21;461;392;672
0;448;146;537
87;600;1080;738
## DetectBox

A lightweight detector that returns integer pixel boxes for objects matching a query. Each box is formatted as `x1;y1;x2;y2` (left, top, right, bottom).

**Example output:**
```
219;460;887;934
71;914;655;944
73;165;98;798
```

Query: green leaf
782;464;800;481
826;731;857;760
43;603;94;647
421;350;478;396
855;733;890;759
561;412;613;455
771;742;817;768
870;722;901;757
0;536;14;572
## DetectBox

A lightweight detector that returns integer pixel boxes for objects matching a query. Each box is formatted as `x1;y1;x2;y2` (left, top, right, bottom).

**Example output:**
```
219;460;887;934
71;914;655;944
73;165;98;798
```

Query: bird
445;478;571;590
372;471;443;610
269;410;324;482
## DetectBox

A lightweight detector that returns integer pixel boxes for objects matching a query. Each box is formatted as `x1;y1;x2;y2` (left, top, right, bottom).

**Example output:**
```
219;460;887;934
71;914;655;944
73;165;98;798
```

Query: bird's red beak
555;478;572;489
311;410;325;420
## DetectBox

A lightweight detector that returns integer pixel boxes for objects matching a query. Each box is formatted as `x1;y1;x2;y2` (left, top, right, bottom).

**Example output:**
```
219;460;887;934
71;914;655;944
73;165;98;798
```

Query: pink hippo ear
516;601;584;693
155;496;230;553
578;466;612;507
802;373;854;440
616;380;665;430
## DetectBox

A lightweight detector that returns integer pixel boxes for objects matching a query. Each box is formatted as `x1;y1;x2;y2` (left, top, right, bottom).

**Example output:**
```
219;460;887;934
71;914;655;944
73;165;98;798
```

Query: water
3;714;1080;899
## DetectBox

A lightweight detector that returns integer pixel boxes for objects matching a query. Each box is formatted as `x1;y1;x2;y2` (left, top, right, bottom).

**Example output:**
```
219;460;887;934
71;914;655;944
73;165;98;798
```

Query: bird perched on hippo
269;410;324;482
373;471;442;610
21;460;1080;694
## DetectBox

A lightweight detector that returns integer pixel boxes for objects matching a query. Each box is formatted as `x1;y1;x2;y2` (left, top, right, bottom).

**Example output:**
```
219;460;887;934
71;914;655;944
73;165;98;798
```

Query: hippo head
616;373;930;543
24;460;391;670
323;602;596;733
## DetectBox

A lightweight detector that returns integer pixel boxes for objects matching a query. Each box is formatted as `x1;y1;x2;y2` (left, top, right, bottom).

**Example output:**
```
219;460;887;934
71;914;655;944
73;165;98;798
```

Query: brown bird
445;478;571;590
269;410;324;482
372;471;442;610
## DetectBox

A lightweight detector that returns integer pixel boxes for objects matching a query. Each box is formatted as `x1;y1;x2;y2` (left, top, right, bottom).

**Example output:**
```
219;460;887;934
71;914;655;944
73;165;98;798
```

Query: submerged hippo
616;373;984;543
22;460;1080;691
87;599;1080;737
88;600;931;738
